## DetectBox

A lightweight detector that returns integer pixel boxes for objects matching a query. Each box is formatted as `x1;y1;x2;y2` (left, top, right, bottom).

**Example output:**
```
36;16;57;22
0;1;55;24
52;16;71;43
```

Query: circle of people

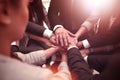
0;0;120;80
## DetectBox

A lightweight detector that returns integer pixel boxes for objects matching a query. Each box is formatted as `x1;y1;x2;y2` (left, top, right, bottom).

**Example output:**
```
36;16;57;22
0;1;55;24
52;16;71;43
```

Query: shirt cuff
81;21;92;31
84;56;88;63
67;46;79;51
43;29;53;38
82;39;91;48
53;25;64;31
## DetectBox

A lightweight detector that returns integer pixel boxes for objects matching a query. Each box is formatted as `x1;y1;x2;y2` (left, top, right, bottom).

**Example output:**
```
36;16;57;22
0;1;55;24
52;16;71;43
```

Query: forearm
75;26;88;39
44;46;59;59
75;12;99;39
14;51;46;65
29;34;45;42
14;46;59;65
67;48;93;80
50;61;71;80
26;22;45;36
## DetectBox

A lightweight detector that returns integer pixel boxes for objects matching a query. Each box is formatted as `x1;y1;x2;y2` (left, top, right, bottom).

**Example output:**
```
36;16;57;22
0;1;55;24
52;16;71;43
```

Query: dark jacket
87;15;120;48
48;0;90;33
67;47;120;80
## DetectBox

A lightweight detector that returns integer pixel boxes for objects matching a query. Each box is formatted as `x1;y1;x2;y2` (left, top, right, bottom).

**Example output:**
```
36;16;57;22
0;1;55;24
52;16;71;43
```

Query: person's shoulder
0;54;53;80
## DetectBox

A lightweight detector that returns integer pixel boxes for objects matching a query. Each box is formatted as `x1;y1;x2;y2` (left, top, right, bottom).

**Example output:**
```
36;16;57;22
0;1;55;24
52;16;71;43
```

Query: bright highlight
82;0;115;11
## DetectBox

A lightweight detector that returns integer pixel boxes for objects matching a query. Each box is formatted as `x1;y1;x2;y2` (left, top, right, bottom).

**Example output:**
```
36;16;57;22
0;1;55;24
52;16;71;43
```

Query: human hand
54;27;75;47
59;50;67;62
49;34;57;45
77;41;83;49
67;35;77;48
43;38;54;47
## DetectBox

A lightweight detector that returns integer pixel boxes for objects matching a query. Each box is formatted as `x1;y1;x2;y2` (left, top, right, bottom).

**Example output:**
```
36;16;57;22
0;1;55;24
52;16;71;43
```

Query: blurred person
19;0;52;53
18;22;54;53
48;0;99;47
0;0;71;80
66;0;120;80
76;0;120;73
66;24;120;80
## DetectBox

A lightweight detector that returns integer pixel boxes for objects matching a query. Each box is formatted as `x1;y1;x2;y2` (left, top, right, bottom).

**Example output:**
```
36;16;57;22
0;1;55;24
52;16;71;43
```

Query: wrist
43;29;53;38
67;45;78;50
77;41;84;49
53;25;64;33
82;39;90;48
51;45;60;50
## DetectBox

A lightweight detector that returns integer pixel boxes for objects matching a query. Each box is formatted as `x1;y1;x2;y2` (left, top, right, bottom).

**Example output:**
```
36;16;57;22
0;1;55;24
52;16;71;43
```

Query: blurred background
42;0;51;11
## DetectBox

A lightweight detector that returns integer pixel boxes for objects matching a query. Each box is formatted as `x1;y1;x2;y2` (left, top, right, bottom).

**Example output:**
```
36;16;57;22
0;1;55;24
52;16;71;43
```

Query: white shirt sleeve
82;39;91;48
67;46;79;51
53;25;64;31
43;29;53;38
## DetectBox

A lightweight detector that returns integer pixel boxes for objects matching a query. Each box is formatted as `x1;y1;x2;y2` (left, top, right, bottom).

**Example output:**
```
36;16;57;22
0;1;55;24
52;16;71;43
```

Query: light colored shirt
0;54;71;80
14;50;46;65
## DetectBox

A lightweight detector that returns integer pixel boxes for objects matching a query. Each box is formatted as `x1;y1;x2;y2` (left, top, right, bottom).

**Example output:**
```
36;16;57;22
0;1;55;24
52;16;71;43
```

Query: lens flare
82;0;115;11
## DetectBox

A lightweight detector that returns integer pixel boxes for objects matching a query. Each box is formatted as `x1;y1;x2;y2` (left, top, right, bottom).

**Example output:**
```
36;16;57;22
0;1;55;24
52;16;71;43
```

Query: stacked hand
50;27;77;47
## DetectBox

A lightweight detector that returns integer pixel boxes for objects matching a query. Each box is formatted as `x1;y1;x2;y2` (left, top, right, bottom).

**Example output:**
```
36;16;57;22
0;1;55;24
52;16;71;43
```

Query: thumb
68;31;75;37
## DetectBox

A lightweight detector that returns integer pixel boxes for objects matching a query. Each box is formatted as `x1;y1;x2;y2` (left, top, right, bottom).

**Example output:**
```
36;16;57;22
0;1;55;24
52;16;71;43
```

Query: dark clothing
67;15;120;80
48;0;91;34
67;48;103;80
18;21;50;53
29;0;45;25
67;48;120;80
19;22;48;53
19;0;50;53
87;15;120;48
26;22;45;37
88;55;110;73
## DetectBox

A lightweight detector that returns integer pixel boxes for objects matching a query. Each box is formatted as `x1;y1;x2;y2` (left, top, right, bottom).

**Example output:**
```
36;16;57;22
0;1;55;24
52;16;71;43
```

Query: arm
26;22;53;38
48;51;72;80
75;10;100;39
66;36;105;80
87;28;120;47
48;0;75;47
14;46;60;65
26;22;45;37
28;33;53;47
77;23;120;48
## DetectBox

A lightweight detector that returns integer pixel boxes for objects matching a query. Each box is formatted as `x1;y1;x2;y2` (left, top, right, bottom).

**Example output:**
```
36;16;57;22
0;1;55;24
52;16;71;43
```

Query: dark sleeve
87;26;120;48
48;0;63;30
67;47;104;80
26;22;46;37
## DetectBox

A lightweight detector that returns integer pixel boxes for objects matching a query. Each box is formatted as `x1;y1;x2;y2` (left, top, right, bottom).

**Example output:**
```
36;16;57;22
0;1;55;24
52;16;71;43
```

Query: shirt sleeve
48;61;72;80
43;29;53;38
81;9;100;31
53;25;64;31
82;39;91;48
14;50;46;65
